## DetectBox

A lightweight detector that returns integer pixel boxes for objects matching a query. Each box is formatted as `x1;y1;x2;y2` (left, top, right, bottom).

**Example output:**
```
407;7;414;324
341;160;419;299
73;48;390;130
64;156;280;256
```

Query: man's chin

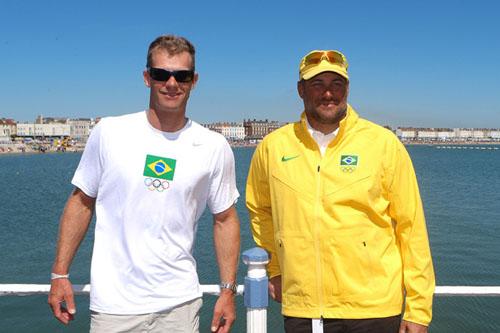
314;109;347;124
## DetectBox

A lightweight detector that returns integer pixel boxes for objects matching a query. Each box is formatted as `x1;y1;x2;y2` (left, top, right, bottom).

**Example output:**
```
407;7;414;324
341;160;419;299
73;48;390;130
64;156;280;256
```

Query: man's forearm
52;188;95;273
213;205;240;284
211;205;240;332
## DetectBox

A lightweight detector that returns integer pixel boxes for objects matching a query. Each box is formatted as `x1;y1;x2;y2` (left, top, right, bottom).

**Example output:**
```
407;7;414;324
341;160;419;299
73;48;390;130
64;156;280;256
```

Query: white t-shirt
72;111;239;314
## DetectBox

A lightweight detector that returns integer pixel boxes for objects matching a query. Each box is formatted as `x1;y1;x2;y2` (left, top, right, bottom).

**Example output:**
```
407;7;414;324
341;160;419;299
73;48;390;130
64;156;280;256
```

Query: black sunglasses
148;67;195;83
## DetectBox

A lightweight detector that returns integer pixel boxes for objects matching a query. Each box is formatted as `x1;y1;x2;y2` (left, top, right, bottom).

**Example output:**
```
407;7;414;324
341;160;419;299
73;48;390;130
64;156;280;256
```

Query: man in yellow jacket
246;50;435;333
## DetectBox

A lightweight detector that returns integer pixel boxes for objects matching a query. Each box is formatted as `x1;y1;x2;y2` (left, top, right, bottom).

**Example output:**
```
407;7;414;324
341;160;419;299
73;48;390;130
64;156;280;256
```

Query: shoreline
2;141;499;156
0;143;85;155
403;141;500;146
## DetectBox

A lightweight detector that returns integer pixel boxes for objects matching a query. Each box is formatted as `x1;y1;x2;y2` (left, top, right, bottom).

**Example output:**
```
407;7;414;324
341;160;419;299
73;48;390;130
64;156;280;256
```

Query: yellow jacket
246;106;435;325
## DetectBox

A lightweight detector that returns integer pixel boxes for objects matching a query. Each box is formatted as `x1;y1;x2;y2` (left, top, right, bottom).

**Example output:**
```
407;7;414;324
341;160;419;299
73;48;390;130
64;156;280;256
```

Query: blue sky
1;0;499;128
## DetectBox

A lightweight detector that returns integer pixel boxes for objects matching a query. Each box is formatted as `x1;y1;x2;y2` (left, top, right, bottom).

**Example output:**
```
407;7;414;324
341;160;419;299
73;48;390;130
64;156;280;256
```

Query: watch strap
219;282;237;294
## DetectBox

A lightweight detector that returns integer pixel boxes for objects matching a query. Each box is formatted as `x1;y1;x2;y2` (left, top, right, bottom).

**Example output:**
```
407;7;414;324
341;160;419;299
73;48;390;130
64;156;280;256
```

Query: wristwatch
219;282;237;294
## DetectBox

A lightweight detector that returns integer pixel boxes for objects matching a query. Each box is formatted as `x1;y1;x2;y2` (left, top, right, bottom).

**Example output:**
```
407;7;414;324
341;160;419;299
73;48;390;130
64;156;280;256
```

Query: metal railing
1;248;499;333
3;285;500;297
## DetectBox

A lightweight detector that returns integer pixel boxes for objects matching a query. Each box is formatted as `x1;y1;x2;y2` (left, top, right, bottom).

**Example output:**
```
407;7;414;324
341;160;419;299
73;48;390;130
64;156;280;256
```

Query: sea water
0;146;499;332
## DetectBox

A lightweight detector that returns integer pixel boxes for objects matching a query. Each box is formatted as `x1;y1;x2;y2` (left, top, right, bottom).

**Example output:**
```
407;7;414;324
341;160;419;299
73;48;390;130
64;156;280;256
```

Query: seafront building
0;118;16;143
203;119;285;142
69;118;97;142
0;116;99;153
203;122;246;141
396;127;500;143
243;119;283;140
13;115;97;142
2;114;500;145
16;122;71;138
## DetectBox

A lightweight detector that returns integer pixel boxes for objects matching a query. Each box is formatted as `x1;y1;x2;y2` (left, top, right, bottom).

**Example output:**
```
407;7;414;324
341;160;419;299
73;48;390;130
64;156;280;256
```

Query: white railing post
242;247;269;333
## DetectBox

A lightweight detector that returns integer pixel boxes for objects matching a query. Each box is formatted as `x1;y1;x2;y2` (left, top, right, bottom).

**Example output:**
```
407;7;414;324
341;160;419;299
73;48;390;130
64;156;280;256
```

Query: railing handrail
434;286;500;296
0;284;245;296
1;284;500;297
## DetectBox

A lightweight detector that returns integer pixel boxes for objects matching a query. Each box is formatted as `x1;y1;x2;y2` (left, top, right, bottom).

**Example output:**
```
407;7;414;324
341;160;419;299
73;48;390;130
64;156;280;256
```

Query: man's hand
399;320;428;333
269;275;282;303
48;278;76;325
210;290;236;332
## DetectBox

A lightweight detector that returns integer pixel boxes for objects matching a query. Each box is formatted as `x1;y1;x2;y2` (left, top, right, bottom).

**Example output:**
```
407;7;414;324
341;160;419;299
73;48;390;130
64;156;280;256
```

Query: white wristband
51;273;70;280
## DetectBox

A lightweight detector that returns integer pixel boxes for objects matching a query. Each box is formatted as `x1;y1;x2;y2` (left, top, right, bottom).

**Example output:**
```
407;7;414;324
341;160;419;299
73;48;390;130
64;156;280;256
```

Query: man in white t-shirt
48;35;241;333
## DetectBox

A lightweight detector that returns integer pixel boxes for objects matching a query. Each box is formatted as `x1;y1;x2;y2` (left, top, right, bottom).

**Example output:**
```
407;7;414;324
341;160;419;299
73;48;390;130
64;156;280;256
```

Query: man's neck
305;117;338;137
305;116;339;135
147;108;187;132
311;122;338;135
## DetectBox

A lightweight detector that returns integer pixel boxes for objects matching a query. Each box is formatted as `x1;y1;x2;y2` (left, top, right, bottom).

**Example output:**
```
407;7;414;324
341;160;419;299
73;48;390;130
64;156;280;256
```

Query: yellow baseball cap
299;50;349;81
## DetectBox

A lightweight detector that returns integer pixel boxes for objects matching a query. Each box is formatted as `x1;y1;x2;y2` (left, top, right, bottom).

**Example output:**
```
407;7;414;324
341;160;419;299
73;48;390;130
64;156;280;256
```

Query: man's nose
322;89;334;98
164;75;179;87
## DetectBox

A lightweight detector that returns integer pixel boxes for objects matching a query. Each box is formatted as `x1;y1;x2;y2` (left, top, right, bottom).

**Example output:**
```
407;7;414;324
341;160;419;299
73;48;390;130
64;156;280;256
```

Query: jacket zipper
314;162;324;318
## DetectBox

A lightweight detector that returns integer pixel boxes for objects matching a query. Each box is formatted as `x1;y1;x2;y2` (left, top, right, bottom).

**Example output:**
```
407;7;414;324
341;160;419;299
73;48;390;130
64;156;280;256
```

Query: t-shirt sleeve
207;138;240;214
71;120;105;198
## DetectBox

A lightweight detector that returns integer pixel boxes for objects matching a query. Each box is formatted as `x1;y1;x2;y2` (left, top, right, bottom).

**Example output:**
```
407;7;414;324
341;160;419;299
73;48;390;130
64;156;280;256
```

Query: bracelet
51;273;70;280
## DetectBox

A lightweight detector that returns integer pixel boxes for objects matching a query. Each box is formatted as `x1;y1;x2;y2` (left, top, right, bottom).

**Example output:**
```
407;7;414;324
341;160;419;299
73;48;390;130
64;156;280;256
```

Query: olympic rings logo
340;166;356;173
144;178;170;192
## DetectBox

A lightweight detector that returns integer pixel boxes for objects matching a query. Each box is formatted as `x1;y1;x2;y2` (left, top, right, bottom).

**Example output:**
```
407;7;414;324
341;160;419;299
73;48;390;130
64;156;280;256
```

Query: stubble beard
308;100;347;126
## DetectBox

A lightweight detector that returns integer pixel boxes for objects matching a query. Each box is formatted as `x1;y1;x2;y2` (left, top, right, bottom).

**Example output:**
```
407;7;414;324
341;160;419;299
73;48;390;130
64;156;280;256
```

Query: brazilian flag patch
340;154;359;173
340;155;358;166
143;154;176;180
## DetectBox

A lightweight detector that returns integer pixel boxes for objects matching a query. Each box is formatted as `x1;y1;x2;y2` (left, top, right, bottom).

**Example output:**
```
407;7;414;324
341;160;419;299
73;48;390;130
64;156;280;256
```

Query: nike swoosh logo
281;155;300;162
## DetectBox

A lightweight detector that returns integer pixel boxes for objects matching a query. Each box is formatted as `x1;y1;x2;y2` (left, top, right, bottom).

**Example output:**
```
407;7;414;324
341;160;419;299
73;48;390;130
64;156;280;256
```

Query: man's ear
191;73;199;89
143;70;151;88
297;80;304;98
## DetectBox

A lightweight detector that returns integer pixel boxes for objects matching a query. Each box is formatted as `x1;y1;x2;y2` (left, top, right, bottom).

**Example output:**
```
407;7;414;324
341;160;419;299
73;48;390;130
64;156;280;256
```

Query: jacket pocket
276;234;316;309
324;228;384;301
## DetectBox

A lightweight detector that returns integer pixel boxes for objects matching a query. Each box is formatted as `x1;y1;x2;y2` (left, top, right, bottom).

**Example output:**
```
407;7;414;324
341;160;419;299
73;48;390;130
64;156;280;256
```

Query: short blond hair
146;35;196;69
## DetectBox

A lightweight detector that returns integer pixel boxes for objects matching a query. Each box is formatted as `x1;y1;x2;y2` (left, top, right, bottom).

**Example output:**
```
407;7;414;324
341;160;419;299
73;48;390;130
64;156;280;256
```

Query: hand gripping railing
1;247;500;333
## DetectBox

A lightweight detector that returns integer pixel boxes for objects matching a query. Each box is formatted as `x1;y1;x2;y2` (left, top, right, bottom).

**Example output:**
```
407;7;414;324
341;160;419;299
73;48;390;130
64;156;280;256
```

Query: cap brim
301;63;349;81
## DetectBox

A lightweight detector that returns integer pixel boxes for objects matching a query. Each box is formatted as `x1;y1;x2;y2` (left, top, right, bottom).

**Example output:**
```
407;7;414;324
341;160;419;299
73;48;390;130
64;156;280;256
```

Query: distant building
417;128;438;141
16;123;71;138
203;122;245;141
15;116;98;140
396;127;500;143
0;118;16;142
454;128;473;141
435;128;455;141
36;115;70;124
243;119;282;140
69;118;95;142
472;129;487;141
396;127;417;141
222;122;245;141
489;129;500;140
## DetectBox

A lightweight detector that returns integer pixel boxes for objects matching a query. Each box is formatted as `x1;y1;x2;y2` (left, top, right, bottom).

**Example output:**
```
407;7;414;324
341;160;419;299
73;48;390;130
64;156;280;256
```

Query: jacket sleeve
387;140;435;326
246;141;281;278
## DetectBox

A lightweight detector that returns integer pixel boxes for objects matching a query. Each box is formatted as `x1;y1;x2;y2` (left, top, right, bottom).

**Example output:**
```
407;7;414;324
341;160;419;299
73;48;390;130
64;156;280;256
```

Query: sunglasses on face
148;67;195;83
303;51;347;68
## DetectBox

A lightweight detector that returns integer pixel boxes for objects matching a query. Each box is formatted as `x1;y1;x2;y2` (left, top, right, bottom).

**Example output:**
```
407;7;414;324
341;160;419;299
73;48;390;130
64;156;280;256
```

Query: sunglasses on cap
303;50;347;68
148;67;195;83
